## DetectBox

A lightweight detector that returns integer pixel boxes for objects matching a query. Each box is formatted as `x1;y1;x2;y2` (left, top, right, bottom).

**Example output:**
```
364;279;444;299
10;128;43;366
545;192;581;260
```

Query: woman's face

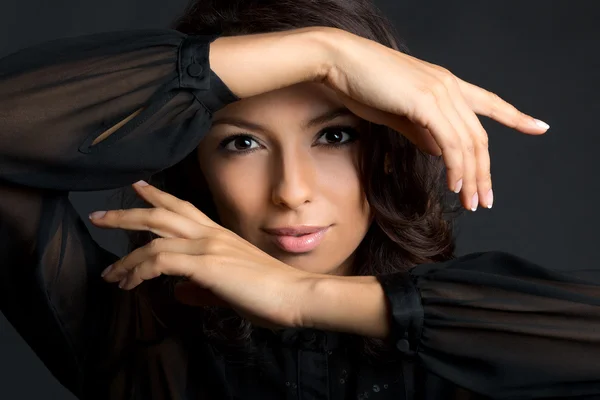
197;82;371;276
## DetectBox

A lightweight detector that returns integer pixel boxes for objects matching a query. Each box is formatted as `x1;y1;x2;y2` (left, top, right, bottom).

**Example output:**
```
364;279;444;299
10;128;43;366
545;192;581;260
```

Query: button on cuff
187;63;204;77
375;271;424;356
178;34;221;90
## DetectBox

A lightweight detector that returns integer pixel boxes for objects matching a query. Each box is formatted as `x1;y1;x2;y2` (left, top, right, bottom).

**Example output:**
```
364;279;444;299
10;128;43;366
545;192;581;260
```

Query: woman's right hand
209;27;549;211
322;28;549;211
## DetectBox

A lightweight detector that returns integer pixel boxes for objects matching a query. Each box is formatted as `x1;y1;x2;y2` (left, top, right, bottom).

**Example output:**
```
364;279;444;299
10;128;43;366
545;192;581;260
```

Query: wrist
300;26;345;83
300;275;391;339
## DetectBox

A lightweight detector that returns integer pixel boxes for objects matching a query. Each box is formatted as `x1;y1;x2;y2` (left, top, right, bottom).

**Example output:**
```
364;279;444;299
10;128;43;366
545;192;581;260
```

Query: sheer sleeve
0;30;239;398
0;29;238;191
377;251;600;399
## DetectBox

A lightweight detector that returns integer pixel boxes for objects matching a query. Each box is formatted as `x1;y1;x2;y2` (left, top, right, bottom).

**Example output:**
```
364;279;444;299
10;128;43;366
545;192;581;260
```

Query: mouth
262;225;331;253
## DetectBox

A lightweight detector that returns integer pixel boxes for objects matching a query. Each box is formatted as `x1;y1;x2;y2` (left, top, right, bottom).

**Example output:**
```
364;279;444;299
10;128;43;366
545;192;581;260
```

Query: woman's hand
89;181;315;330
319;28;549;211
89;181;399;338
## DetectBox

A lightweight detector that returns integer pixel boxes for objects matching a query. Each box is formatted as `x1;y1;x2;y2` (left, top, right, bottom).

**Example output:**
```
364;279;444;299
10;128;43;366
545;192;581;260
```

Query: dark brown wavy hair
122;0;461;366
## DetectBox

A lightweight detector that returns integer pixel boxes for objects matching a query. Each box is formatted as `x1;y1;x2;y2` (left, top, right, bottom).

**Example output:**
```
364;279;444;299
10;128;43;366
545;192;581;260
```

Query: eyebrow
211;106;356;132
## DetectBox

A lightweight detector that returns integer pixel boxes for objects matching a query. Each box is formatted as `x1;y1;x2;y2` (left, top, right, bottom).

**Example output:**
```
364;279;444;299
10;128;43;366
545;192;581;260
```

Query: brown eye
222;135;260;152
233;137;253;150
316;127;357;146
325;130;343;143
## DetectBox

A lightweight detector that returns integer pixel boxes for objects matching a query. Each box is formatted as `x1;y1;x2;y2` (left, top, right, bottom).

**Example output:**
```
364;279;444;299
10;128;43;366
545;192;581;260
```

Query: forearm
302;275;391;339
0;30;231;191
209;27;338;99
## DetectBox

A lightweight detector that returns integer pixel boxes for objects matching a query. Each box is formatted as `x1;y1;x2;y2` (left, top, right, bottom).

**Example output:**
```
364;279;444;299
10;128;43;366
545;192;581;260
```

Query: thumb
335;90;442;156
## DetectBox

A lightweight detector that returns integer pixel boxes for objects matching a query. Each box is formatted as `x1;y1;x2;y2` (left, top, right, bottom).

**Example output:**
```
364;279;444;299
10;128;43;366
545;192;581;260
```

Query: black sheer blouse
1;30;599;400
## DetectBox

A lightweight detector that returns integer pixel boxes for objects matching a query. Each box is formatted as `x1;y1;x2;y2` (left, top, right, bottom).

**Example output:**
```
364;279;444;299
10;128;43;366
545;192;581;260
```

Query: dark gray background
1;1;598;398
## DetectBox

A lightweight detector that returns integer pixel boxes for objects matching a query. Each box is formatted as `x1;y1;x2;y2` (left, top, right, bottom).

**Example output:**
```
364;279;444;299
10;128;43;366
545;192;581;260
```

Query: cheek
318;148;369;219
202;157;270;233
302;149;369;275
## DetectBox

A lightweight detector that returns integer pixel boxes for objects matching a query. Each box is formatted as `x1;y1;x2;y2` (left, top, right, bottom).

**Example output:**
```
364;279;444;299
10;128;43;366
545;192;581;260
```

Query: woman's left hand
89;180;317;330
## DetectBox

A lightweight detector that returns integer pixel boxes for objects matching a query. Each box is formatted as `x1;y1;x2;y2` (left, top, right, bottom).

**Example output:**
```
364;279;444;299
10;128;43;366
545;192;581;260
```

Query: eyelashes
217;125;360;155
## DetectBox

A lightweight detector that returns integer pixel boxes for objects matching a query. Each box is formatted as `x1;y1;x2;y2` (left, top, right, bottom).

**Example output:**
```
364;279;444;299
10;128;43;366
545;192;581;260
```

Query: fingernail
118;278;126;289
471;192;479;211
453;179;463;194
134;180;149;187
101;264;113;277
532;118;550;130
89;211;107;219
486;189;494;209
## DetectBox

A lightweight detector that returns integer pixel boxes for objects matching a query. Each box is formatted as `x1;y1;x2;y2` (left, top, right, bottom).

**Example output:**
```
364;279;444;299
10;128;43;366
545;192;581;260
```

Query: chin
274;252;351;276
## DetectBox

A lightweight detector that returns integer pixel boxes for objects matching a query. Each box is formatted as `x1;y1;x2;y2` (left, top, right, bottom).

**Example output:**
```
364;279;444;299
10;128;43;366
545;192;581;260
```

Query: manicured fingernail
453;179;463;194
471;192;479;211
134;180;149;187
89;211;107;219
486;189;494;209
532;118;549;130
101;264;113;277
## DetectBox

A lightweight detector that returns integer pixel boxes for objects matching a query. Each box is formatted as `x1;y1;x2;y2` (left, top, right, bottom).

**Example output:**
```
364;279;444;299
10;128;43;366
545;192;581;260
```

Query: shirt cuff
178;34;241;115
376;271;424;357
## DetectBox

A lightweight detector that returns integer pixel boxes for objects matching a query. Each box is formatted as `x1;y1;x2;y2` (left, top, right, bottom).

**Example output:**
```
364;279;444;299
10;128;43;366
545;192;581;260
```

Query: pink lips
263;226;330;253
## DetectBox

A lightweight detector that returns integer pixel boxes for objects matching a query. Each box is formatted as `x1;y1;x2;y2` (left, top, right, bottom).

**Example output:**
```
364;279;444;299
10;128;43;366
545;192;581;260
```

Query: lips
263;225;330;253
263;226;327;236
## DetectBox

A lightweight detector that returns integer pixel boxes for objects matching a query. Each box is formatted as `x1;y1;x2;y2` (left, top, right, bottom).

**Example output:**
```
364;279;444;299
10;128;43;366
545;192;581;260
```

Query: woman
0;0;598;399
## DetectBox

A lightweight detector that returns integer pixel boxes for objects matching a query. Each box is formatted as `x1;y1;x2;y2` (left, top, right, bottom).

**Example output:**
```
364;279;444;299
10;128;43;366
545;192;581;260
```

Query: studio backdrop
0;1;598;399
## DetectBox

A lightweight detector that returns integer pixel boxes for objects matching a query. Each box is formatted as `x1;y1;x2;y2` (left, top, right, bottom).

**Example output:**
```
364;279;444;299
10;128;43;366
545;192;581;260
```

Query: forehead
213;82;345;122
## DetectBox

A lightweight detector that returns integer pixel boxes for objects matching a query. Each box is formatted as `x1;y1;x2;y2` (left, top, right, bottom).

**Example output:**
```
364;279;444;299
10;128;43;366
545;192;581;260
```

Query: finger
409;88;465;194
102;237;208;282
462;109;493;209
132;181;219;228
118;252;203;290
90;207;203;239
435;87;478;210
461;108;493;210
334;90;443;156
446;82;494;209
458;79;550;134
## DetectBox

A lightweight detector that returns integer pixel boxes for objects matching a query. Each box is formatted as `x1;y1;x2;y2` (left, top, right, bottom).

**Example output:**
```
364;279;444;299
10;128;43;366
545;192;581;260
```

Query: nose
271;149;315;210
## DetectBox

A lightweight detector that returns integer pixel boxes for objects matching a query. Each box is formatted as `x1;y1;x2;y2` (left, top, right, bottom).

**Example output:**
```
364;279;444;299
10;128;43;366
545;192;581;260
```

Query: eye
220;135;261;152
315;126;358;146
